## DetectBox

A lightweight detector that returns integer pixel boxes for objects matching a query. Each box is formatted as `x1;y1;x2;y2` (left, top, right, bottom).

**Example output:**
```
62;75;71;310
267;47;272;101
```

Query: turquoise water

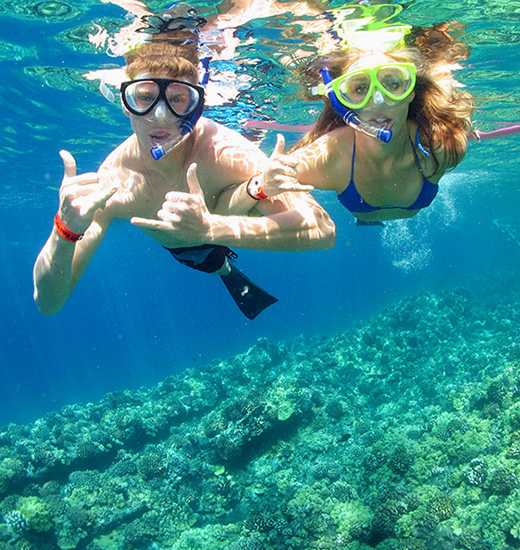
0;1;520;547
1;0;518;425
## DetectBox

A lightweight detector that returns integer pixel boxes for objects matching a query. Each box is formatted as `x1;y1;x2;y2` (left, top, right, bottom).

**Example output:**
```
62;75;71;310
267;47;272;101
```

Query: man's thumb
186;162;204;196
59;150;77;179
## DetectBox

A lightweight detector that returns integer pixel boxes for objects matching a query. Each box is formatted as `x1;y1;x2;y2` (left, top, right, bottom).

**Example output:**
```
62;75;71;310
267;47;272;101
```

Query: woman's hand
131;163;217;247
57;150;118;235
259;134;314;197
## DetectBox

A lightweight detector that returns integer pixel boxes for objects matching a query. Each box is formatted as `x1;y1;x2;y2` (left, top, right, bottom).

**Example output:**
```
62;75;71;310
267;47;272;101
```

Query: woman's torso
297;122;446;223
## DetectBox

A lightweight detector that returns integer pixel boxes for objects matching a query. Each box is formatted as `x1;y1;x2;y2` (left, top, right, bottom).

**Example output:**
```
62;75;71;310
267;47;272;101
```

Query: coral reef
1;277;520;549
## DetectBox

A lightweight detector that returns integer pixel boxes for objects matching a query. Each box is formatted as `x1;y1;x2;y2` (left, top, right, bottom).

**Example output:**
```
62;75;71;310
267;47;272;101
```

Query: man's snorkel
132;3;211;161
319;66;392;143
150;55;211;160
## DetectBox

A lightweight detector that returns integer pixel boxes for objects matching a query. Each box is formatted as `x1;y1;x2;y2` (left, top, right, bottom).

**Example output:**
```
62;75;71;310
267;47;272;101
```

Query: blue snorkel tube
150;56;211;161
150;110;200;160
320;67;392;144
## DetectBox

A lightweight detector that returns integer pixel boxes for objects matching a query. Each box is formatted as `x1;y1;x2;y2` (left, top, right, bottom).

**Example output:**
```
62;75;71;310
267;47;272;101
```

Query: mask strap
99;74;115;103
180;55;210;132
199;55;211;87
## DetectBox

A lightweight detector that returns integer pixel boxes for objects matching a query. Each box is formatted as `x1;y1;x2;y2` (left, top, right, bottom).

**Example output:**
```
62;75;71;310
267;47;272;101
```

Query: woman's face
344;53;416;130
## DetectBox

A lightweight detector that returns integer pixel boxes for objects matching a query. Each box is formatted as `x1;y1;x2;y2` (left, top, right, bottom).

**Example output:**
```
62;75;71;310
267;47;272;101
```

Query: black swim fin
220;263;278;319
165;244;278;319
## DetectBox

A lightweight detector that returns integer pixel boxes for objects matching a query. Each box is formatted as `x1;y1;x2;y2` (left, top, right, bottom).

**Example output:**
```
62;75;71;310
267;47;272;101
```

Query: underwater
1;0;520;548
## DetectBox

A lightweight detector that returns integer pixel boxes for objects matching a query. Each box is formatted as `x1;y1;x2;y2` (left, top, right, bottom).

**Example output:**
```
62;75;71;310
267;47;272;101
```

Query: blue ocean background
1;0;520;429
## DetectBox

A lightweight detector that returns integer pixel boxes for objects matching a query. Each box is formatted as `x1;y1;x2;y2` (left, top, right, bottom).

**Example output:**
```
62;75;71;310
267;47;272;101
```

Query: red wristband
256;187;268;200
246;174;268;200
54;213;84;243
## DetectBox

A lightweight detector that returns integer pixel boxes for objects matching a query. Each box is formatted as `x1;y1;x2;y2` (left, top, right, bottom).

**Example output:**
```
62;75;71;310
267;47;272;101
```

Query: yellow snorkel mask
316;62;417;110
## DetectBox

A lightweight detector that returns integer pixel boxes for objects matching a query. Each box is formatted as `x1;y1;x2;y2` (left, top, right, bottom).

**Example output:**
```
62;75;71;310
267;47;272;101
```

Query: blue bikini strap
415;127;430;157
350;133;356;184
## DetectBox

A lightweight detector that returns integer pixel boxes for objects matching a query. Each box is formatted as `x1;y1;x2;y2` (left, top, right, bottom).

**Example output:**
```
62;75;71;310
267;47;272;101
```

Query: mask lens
377;66;413;99
124;81;160;113
165;82;200;116
338;72;372;108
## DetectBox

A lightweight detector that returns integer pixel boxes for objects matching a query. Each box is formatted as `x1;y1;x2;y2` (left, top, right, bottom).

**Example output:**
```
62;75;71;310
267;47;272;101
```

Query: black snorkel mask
130;4;211;160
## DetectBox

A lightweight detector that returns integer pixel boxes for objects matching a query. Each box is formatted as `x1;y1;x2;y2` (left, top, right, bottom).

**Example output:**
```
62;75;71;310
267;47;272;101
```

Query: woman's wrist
245;174;268;200
54;213;84;243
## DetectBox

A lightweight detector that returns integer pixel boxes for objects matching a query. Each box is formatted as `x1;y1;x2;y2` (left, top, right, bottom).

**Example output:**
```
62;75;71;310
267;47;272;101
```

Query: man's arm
33;218;109;314
213;134;314;215
131;163;336;251
33;151;117;315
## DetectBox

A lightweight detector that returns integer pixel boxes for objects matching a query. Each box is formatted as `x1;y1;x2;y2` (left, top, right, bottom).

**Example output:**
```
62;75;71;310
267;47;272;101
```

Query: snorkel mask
316;3;415;143
129;3;211;160
317;66;392;143
121;57;210;160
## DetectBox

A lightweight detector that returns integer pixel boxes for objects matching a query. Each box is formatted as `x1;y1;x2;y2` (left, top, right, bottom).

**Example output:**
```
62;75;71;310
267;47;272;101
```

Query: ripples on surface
1;0;519;217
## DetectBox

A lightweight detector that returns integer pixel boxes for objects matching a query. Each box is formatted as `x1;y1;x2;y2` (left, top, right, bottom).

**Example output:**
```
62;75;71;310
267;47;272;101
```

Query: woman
237;24;475;226
289;24;476;225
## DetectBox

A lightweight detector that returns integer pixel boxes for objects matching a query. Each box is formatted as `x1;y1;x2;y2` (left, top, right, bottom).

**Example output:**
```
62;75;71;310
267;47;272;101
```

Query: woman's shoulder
295;126;355;191
297;126;354;165
414;121;467;176
426;138;466;181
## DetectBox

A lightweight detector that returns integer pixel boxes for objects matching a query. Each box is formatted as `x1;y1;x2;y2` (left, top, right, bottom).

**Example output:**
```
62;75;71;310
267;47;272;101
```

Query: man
33;39;336;319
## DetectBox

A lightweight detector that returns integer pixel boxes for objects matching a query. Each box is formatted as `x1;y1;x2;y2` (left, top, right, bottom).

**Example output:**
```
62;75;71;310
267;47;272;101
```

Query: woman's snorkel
149;55;211;161
319;67;392;143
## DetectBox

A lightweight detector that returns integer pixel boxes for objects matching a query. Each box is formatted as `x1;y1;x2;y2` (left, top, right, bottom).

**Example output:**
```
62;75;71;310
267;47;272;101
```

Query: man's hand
131;163;217;247
58;150;117;234
259;134;314;197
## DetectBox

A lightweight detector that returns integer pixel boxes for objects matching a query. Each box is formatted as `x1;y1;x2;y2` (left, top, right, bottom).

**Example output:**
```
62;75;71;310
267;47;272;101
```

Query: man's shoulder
100;135;134;162
191;119;266;188
98;137;140;179
198;118;261;151
96;137;143;220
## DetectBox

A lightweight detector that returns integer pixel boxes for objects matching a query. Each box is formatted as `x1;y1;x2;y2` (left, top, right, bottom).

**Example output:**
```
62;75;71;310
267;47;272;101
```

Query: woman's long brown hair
292;23;475;173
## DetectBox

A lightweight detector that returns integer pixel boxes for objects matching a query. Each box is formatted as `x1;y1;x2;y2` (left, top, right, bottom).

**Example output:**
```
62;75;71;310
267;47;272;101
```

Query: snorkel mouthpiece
150;143;167;160
343;110;392;143
320;68;393;143
150;122;193;160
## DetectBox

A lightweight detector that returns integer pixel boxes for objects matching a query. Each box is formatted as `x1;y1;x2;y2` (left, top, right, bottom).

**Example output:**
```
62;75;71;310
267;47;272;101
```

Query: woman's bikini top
337;130;438;214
